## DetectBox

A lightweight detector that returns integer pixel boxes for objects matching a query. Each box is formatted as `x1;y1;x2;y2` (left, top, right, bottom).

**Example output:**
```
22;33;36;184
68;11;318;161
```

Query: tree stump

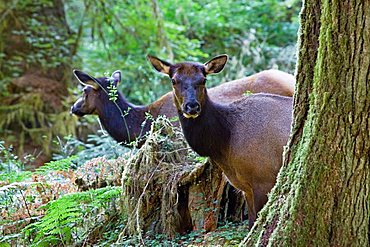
119;117;245;239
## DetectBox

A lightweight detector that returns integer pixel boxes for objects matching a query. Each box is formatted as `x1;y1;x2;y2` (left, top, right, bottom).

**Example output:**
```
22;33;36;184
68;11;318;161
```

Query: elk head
70;70;121;116
147;54;228;118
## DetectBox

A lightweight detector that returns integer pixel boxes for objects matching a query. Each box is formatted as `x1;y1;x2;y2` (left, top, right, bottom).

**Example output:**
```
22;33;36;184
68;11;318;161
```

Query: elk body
71;69;294;146
147;54;293;227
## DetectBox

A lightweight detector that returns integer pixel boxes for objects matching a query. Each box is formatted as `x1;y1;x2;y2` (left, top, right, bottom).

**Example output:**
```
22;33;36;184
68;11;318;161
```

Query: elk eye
171;79;176;85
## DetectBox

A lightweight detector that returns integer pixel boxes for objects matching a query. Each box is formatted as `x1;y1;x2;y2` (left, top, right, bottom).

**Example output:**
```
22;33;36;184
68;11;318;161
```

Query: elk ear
111;70;121;85
204;54;228;74
73;70;100;90
147;55;171;75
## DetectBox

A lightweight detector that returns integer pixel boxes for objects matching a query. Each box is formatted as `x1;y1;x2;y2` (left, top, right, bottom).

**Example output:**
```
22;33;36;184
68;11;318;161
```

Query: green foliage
119;221;248;246
66;0;301;104
0;0;75;89
204;221;248;245
0;141;33;183
0;141;22;171
0;146;123;246
0;92;78;158
0;170;32;184
0;0;77;164
22;186;122;246
53;131;129;167
107;80;119;102
35;156;76;175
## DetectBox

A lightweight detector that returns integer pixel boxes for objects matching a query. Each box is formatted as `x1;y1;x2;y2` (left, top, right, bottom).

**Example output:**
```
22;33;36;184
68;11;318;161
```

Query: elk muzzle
183;101;201;118
70;98;85;117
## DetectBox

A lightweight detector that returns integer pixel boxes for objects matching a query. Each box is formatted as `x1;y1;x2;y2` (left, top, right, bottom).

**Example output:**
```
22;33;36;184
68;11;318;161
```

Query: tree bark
243;1;370;246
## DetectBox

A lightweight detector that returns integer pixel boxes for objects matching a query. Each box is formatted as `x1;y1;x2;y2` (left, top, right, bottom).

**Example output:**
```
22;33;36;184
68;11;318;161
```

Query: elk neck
179;91;231;161
95;91;151;144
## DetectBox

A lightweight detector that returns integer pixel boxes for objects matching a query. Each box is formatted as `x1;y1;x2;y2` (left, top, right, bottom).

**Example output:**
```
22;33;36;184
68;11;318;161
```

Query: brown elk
147;54;293;228
70;69;294;146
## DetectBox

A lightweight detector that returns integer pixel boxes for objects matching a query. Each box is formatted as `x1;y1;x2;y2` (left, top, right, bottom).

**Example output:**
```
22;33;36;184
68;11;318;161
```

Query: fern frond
35;156;76;175
22;186;122;246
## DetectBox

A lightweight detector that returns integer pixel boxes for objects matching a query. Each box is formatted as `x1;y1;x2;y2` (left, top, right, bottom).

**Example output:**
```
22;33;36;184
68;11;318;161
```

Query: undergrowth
117;221;248;246
0;141;33;184
23;186;122;246
53;130;129;167
0;141;126;246
0;118;250;246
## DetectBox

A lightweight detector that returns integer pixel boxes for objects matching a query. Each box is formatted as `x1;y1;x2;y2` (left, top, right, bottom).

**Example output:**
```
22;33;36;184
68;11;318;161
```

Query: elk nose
184;102;201;115
70;105;80;116
70;105;77;114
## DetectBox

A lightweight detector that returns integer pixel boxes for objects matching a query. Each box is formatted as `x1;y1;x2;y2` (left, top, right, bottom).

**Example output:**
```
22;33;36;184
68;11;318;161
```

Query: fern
22;186;122;246
0;170;32;183
35;156;76;175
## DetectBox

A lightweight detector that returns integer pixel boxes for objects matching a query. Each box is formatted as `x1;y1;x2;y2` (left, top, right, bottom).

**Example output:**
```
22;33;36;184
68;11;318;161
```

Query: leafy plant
22;186;122;246
107;79;118;102
0;148;123;246
35;156;76;175
118;221;248;246
0;141;33;183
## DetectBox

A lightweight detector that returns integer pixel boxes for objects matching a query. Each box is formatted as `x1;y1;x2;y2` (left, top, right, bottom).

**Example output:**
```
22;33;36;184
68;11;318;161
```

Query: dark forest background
0;0;300;165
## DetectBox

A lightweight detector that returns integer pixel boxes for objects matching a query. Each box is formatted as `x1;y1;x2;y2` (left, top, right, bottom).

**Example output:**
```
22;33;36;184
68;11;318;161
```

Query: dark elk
147;54;293;228
70;70;156;145
70;69;294;146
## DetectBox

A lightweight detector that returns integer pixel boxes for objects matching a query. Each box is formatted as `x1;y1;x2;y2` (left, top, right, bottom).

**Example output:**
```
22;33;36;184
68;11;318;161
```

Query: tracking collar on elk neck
73;69;122;90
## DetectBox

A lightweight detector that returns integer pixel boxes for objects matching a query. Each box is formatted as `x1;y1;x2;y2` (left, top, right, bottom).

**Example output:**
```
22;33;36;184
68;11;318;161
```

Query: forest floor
0;119;250;246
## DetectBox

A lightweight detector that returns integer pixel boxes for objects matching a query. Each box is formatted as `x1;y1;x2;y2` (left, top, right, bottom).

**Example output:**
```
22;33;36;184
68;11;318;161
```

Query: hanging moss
0;89;77;162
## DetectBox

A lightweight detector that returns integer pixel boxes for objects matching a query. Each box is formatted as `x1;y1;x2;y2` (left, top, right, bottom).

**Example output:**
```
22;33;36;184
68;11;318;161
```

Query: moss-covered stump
119;117;245;240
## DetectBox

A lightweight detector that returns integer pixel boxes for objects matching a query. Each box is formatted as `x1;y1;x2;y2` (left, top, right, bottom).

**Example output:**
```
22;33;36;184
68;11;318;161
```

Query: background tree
0;0;77;167
243;1;370;246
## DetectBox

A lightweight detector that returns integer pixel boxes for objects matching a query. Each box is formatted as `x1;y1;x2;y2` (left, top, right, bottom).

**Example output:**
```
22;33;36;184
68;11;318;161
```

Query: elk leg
253;185;272;218
254;192;268;215
243;188;256;229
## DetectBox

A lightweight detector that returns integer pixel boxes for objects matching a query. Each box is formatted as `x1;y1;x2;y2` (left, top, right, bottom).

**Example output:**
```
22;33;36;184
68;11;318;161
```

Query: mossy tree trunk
0;0;76;167
243;1;369;246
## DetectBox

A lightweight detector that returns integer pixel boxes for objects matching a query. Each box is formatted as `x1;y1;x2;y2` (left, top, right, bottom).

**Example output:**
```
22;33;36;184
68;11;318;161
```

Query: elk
70;69;294;146
147;54;293;228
